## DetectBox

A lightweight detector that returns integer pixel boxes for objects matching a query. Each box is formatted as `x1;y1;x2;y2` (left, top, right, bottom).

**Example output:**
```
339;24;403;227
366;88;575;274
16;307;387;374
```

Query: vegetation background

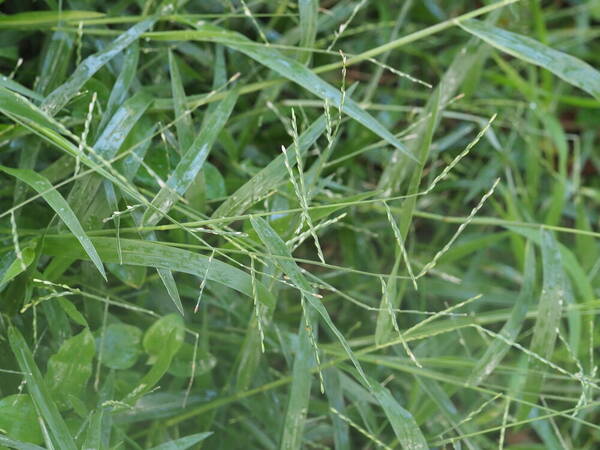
0;0;599;448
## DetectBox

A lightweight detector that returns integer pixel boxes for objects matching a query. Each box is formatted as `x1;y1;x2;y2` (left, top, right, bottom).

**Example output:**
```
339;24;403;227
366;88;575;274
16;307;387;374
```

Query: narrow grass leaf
42;14;160;115
250;216;370;386
0;11;104;29
0;86;147;207
518;230;571;420
323;368;351;450
468;241;536;386
169;50;194;152
69;91;153;224
7;326;77;450
280;308;317;450
142;89;238;226
82;408;104;450
212;114;326;219
0;248;35;289
0;86;63;132
157;267;185;315
0;166;106;280
149;28;412;158
0;436;45;450
148;432;213;450
0;76;43;101
370;381;428;450
298;0;318;65
98;42;140;132
459;19;600;100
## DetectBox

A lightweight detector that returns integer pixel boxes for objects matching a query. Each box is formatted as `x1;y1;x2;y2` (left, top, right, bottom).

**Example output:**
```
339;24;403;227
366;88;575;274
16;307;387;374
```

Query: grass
0;0;599;448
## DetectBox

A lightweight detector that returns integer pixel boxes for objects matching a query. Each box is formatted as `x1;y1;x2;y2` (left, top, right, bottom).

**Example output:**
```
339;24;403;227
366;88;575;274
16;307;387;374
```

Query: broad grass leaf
168;343;216;378
99;324;143;370
105;263;146;288
0;395;43;444
8;326;77;450
459;19;600;100
42;235;276;312
45;328;95;409
0;165;106;280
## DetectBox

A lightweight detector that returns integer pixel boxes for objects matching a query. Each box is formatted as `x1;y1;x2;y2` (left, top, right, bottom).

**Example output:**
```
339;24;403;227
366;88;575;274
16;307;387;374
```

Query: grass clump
0;0;599;448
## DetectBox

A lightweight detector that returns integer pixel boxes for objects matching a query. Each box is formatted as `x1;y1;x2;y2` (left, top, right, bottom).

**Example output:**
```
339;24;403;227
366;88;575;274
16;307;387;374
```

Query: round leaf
143;314;185;359
0;394;43;444
98;323;143;370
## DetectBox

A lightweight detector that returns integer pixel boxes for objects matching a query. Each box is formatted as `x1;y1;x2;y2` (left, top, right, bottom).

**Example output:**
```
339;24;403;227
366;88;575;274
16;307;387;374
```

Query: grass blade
0;86;147;206
98;41;140;133
7;326;77;450
280;307;317;450
459;19;600;100
42;235;275;312
0;165;106;280
518;230;572;420
168;50;194;152
42;14;160;115
0;248;35;289
370;381;428;450
150;28;412;158
82;408;104;450
0;11;104;29
468;241;536;386
148;432;213;450
212;115;326;219
142;89;238;226
250;216;370;386
0;436;45;450
69;91;153;224
298;0;318;65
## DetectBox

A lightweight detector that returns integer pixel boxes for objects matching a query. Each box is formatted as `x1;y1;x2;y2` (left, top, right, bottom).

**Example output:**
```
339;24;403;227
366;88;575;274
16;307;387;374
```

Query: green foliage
0;0;598;448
